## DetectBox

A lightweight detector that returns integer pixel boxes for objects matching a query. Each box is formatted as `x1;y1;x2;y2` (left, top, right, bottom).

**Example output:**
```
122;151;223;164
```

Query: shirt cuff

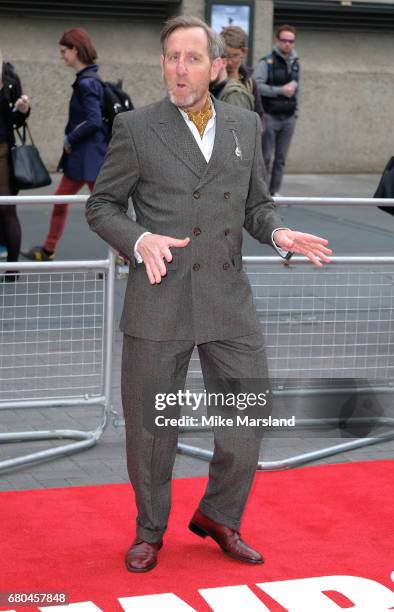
271;228;292;259
134;232;152;263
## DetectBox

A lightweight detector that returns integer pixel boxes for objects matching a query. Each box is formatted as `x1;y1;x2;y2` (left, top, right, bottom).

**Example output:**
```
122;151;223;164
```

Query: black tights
0;205;21;262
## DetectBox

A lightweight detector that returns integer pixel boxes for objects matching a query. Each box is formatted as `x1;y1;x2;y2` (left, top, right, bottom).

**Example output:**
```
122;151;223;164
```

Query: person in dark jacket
24;28;109;261
0;50;30;280
254;25;299;195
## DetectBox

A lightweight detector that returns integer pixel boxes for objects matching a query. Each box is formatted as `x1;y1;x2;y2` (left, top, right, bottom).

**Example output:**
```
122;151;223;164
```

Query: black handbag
11;124;52;190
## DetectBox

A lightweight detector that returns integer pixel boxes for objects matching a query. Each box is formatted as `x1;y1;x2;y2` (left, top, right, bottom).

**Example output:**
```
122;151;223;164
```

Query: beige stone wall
286;30;394;172
180;0;204;19
1;7;393;173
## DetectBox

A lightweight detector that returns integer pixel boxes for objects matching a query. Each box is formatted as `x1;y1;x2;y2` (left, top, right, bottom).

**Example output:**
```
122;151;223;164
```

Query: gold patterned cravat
185;96;213;138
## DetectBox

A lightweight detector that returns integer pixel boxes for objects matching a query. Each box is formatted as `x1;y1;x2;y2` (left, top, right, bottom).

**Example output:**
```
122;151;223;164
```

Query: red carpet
0;461;393;611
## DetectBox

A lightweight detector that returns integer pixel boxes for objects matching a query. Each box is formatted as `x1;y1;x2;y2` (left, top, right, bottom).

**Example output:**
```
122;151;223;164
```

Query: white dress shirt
178;105;217;162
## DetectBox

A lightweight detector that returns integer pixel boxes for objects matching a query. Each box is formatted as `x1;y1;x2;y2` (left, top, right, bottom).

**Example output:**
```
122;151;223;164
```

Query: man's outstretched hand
137;229;330;282
273;229;332;267
137;234;190;284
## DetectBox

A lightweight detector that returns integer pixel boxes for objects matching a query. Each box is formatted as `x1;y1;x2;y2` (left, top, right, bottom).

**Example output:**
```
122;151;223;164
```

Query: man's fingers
153;268;163;283
291;233;330;253
314;252;331;264
293;244;330;267
313;248;332;262
295;232;329;246
162;247;173;263
145;260;163;284
305;250;324;268
145;262;156;285
154;254;168;277
297;243;332;257
317;245;332;255
152;264;163;284
144;252;169;284
167;237;190;248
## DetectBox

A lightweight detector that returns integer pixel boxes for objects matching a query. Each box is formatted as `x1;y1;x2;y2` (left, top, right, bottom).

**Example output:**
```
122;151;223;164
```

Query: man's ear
241;47;249;60
211;57;227;84
210;57;222;82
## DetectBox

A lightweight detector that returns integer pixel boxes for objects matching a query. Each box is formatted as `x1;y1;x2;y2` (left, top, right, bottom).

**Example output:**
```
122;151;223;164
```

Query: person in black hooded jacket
0;51;30;280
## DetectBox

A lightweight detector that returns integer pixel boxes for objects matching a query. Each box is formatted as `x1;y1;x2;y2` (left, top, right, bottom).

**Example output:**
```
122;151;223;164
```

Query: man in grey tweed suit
86;16;331;572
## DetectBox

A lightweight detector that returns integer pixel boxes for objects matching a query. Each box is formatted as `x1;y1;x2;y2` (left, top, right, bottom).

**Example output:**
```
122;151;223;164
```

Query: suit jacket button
193;263;200;271
193;227;201;236
224;192;231;199
224;228;230;236
193;191;201;199
222;262;230;270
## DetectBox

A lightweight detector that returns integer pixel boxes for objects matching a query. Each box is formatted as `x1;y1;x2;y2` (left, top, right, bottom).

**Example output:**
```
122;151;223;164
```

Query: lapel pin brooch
231;130;243;160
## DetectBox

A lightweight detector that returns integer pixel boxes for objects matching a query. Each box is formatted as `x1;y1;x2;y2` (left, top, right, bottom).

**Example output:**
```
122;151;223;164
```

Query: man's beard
167;88;197;109
163;72;209;111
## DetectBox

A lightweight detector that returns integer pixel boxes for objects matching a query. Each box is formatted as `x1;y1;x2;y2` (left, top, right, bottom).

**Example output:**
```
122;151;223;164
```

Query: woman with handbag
24;28;109;261
0;50;30;281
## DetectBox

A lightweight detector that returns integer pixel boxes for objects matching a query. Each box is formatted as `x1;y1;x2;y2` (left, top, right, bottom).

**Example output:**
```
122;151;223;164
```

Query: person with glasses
210;41;255;112
216;26;265;124
254;25;299;195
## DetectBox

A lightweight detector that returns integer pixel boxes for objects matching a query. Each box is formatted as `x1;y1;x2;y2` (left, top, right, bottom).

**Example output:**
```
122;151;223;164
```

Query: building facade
0;0;393;173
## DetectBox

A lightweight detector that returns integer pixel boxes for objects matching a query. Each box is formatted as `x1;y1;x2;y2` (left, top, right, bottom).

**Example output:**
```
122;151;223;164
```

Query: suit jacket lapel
150;97;207;178
197;101;238;190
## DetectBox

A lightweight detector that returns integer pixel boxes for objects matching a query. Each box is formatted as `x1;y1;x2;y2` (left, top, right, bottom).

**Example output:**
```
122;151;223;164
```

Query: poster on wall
205;0;254;62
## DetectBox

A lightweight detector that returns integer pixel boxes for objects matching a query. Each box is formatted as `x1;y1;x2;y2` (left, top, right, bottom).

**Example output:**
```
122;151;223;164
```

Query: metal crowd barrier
178;254;394;469
0;194;393;473
0;240;115;473
115;196;394;469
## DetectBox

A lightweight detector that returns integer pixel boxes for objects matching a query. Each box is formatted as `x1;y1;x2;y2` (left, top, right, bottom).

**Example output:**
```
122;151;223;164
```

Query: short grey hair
160;15;222;61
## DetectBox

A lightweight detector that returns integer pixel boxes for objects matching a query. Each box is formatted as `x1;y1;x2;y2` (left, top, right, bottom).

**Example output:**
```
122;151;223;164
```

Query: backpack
218;78;255;112
78;72;134;133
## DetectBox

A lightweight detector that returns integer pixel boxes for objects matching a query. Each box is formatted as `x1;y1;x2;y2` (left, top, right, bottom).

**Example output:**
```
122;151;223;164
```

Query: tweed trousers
121;331;269;543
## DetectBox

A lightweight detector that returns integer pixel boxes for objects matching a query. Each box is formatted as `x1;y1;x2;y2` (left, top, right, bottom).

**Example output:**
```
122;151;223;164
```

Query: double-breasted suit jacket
86;96;283;344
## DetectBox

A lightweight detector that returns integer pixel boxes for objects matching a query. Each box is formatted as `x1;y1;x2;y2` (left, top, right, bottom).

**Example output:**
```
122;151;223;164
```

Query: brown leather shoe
125;537;163;572
189;509;264;564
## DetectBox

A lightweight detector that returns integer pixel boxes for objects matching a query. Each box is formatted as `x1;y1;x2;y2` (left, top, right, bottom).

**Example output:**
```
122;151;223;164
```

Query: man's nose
176;59;188;75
